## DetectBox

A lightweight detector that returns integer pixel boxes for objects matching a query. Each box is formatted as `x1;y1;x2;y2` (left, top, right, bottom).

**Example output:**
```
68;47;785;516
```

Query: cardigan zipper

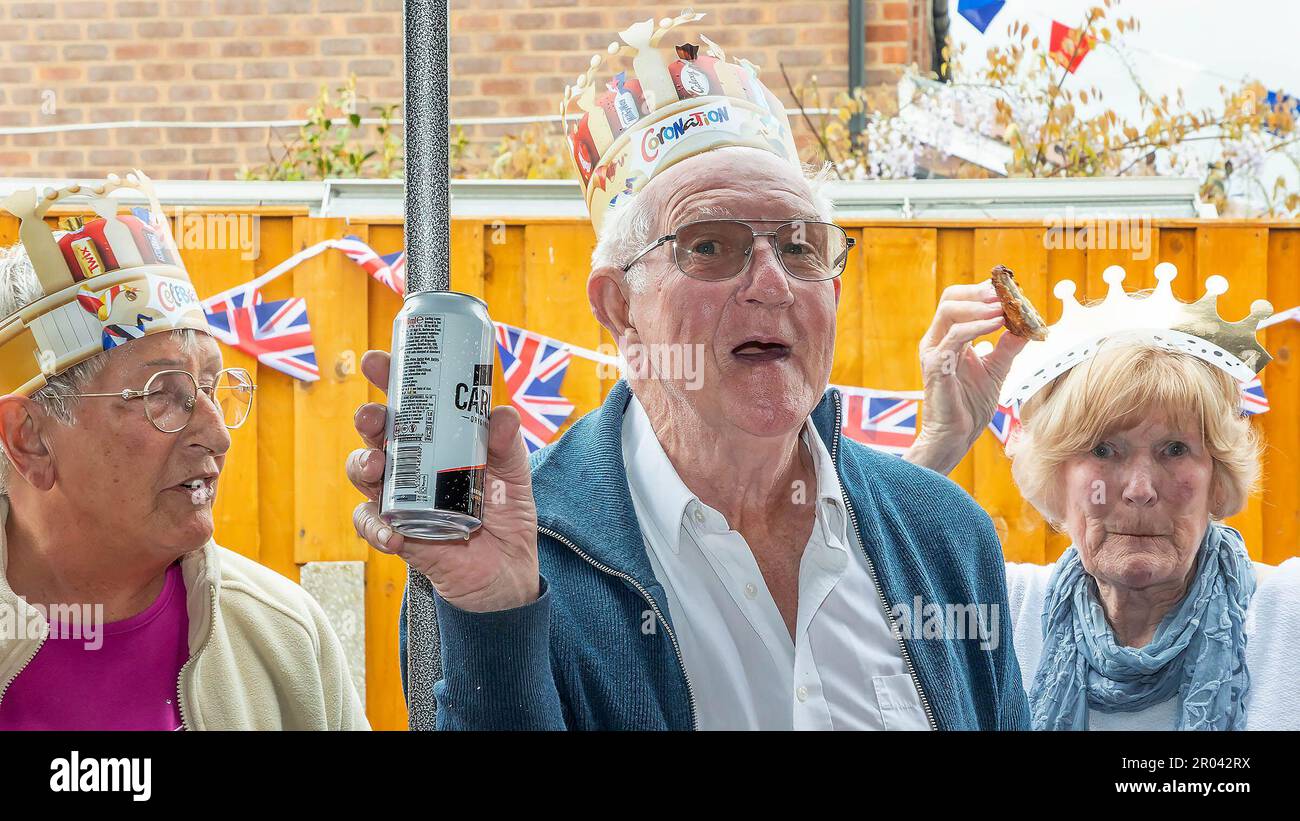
538;524;699;731
830;390;939;731
0;633;46;710
173;583;217;731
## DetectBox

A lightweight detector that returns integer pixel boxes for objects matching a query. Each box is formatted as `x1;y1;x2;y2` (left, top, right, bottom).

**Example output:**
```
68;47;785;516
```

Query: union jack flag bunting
988;402;1020;446
838;389;919;456
1240;377;1269;415
205;292;319;382
202;280;263;315
336;235;406;294
495;323;576;452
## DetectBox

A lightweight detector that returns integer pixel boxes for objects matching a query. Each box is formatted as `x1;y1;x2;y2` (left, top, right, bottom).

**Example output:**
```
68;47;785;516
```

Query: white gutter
0;175;1203;220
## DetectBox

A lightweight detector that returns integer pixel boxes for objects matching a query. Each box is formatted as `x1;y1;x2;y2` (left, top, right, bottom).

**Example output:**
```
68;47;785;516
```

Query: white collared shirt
621;394;931;730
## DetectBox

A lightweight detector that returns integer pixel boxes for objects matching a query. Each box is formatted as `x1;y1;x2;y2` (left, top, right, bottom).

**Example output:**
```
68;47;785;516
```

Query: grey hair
0;243;199;495
591;156;838;294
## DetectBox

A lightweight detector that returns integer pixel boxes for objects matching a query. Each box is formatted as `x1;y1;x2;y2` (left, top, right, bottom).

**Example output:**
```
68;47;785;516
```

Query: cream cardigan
0;499;368;730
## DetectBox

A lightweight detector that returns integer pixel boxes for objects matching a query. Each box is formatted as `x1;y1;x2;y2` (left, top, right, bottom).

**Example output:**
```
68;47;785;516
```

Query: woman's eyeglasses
69;368;257;433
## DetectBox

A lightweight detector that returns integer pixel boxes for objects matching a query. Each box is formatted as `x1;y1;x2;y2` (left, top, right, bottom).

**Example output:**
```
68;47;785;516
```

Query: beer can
379;290;495;540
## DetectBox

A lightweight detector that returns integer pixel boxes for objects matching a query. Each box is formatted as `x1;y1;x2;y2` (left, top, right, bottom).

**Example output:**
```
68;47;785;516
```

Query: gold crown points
999;262;1274;408
1053;263;1273;357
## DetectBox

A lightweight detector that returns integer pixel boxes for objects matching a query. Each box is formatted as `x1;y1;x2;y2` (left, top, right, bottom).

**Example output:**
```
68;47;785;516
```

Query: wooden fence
3;210;1298;730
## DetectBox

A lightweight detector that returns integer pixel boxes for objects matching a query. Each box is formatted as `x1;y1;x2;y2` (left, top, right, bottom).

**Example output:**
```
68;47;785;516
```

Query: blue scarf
1029;523;1255;730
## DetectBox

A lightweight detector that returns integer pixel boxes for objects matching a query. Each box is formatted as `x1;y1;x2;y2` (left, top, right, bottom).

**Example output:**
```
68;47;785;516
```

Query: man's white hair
0;243;198;495
591;155;837;293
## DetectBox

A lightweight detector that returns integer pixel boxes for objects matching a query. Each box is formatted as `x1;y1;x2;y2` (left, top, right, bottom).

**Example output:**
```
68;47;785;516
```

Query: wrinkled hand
347;350;540;613
906;280;1028;474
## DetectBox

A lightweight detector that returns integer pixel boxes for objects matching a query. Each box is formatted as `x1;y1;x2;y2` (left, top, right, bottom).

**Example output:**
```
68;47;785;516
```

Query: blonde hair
1006;341;1261;527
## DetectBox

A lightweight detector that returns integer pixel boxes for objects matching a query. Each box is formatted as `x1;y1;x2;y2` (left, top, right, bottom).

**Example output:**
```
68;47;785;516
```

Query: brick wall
0;0;934;180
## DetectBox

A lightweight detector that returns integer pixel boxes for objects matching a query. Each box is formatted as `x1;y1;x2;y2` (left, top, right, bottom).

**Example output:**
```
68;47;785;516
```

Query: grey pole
848;0;866;140
404;0;450;295
402;0;447;732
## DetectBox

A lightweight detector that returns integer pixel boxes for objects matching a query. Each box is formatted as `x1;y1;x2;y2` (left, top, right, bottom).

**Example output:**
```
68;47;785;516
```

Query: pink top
0;562;190;731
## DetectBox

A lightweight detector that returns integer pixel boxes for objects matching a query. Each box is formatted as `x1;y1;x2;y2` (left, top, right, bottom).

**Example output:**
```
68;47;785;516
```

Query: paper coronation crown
0;170;209;397
562;10;802;233
998;263;1273;411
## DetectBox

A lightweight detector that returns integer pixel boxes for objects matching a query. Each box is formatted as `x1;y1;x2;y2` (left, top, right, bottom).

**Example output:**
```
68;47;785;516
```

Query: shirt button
692;507;705;525
744;583;757;599
796;686;809;703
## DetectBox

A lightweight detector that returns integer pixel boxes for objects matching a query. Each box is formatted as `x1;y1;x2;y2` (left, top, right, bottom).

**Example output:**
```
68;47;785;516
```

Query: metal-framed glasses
620;218;855;282
69;368;257;433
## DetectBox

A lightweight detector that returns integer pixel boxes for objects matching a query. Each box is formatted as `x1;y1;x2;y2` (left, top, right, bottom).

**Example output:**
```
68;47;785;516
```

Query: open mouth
731;339;792;362
171;476;217;505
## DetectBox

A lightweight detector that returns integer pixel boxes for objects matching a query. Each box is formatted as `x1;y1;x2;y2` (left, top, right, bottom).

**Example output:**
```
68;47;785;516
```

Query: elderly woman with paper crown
0;172;367;730
908;264;1300;730
345;14;1029;730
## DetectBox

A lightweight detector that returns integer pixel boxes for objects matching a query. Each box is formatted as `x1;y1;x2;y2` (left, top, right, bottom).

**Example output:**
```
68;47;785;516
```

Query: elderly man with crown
0;172;367;729
346;13;1029;730
910;261;1300;729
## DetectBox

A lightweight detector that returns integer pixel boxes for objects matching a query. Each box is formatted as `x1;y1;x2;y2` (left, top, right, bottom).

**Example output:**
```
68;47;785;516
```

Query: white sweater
1006;557;1300;730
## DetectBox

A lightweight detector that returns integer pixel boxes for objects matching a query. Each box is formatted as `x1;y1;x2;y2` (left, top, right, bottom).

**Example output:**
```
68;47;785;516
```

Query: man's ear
0;395;55;492
588;265;638;344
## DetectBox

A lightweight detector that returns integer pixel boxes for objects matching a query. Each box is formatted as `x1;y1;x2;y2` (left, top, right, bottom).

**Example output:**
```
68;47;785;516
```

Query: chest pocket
872;674;930;730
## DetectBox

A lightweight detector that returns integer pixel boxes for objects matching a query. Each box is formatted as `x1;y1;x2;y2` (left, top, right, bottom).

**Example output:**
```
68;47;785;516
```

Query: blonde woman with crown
908;264;1300;730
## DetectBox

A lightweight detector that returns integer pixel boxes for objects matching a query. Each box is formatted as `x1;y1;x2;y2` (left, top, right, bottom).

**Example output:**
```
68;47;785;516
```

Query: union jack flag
494;323;576;452
202;280;263;315
205;292;319;382
1240;377;1269;415
988;402;1020;446
839;390;919;456
336;235;406;294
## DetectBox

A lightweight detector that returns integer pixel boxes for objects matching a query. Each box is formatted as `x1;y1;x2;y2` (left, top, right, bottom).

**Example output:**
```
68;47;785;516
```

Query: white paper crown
560;10;800;233
999;262;1273;409
0;170;208;397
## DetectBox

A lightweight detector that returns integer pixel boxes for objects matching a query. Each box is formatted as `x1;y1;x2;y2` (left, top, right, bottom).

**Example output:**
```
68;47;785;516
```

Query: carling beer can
380;291;494;540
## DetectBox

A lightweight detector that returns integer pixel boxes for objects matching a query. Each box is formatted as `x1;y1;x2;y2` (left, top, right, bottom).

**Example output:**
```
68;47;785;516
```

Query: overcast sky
946;0;1300;197
948;0;1299;110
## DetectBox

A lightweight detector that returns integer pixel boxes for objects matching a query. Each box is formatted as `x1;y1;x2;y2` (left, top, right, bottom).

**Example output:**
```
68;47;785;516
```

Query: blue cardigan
401;380;1030;730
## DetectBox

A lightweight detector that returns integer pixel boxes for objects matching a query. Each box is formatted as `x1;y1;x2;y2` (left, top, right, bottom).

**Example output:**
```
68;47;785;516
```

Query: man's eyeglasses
620;218;855;282
69;368;257;433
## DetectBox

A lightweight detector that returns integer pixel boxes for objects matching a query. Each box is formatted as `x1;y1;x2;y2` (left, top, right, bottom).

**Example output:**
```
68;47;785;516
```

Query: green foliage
240;75;420;181
481;122;577;180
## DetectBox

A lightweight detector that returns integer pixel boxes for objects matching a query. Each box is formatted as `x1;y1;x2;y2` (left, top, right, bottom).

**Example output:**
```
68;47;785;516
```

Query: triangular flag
1049;20;1095;74
835;386;920;457
957;0;1005;34
988;402;1020;447
1240;377;1269;416
494;323;576;452
334;235;406;294
204;284;319;382
1265;90;1299;136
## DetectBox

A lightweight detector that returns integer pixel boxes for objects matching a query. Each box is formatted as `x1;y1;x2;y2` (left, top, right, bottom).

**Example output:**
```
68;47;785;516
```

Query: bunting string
196;234;1293;454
